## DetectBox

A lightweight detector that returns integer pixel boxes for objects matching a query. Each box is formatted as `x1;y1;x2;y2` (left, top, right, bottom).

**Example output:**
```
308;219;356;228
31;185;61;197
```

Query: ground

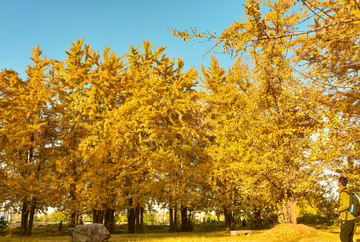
0;222;356;241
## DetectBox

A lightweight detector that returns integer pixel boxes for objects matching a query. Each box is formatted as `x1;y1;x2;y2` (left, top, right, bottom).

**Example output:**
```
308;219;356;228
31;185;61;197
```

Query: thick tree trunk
93;209;98;223
169;206;174;232
174;206;178;232
77;212;83;225
104;208;115;233
21;199;37;236
283;193;297;224
93;208;104;224
135;204;139;229
253;208;262;230
135;203;143;233
70;211;77;227
69;181;77;227
169;205;178;232
224;207;232;231
128;207;135;233
288;197;297;224
187;210;193;232
28;202;36;236
21;201;29;235
231;211;236;230
127;198;135;234
21;145;35;236
181;205;188;232
141;207;144;229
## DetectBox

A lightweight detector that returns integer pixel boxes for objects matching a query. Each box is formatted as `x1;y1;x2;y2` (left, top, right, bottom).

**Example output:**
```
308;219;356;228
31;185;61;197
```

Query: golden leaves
2;0;360;222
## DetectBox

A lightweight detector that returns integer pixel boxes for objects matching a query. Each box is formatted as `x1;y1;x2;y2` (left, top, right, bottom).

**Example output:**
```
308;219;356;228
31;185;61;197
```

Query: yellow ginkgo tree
0;46;58;235
95;41;207;232
173;0;326;225
51;39;98;227
296;0;360;184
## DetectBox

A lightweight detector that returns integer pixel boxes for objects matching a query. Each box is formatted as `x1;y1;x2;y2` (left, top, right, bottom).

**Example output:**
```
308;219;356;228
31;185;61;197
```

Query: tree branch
256;18;360;41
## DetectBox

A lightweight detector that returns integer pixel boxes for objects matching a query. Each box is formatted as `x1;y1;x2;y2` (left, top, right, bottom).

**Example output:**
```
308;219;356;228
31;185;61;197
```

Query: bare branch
202;43;220;58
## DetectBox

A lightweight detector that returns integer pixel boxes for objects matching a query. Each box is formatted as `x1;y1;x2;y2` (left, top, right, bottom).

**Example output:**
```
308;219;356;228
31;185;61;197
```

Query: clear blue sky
0;0;245;78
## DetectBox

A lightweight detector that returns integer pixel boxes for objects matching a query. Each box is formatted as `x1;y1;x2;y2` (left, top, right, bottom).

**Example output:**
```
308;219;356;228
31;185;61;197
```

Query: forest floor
0;222;358;241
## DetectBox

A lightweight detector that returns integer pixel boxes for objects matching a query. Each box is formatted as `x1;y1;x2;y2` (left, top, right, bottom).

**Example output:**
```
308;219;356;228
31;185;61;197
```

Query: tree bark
128;207;135;233
93;209;104;224
187;210;193;232
28;202;36;236
21;201;29;235
20;199;37;236
69;180;77;227
169;206;174;232
283;193;297;224
135;203;143;233
93;209;97;223
140;207;144;229
127;198;135;234
224;207;232;231
253;208;262;230
169;205;178;232
104;208;115;233
181;205;188;232
174;206;178;232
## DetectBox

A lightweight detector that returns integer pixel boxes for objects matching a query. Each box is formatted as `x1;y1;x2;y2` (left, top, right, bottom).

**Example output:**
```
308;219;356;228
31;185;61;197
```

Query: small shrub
0;216;9;234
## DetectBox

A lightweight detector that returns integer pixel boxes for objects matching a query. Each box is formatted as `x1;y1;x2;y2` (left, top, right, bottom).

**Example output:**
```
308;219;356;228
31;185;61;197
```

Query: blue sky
1;0;245;79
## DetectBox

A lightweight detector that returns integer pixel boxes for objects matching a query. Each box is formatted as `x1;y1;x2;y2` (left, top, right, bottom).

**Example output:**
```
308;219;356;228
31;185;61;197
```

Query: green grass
0;222;357;242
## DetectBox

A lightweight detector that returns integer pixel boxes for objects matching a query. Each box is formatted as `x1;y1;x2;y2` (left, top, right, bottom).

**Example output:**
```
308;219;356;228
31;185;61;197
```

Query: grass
0;222;357;242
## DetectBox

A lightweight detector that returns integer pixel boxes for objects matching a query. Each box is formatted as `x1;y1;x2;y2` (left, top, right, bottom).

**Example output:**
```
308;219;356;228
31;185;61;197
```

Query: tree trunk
169;206;174;232
128;207;135;233
253;208;262;230
187;210;193;232
21;201;29;235
21;199;37;236
21;144;34;235
104;208;115;233
93;209;98;223
283;193;297;224
181;205;188;232
70;211;77;227
174;206;178;232
28;202;36;236
100;210;104;223
169;205;178;232
127;198;135;234
135;203;143;233
69;182;77;227
224;207;232;231
140;207;144;229
93;209;104;224
231;211;236;230
77;212;82;225
135;204;139;229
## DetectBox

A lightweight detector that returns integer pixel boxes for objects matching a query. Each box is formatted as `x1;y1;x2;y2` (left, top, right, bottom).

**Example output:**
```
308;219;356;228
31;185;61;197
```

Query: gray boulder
69;223;111;242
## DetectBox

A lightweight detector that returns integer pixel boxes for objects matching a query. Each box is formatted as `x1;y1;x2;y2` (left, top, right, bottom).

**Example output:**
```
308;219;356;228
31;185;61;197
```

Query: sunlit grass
1;223;359;242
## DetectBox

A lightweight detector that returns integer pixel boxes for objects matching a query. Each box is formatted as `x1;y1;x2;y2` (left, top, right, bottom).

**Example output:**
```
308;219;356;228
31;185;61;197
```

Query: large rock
69;223;111;242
